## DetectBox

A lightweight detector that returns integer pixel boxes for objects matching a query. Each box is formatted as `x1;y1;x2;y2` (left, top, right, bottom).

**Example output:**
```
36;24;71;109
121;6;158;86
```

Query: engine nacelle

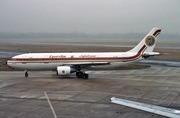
57;66;74;75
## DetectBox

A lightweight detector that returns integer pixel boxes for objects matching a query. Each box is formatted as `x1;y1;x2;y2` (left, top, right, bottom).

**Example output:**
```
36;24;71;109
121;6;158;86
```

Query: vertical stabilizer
128;28;161;53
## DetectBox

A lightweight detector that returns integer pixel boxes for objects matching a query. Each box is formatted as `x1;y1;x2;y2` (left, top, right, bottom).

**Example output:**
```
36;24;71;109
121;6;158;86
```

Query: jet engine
57;66;75;75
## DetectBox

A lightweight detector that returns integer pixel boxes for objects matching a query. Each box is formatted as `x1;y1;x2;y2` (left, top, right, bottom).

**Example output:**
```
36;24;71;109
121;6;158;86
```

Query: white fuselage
6;28;161;78
7;51;144;70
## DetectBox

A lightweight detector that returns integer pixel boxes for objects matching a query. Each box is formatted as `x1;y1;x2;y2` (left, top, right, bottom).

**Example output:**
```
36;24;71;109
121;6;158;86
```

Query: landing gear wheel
84;74;89;79
76;72;80;77
25;71;28;77
76;72;81;78
76;72;89;79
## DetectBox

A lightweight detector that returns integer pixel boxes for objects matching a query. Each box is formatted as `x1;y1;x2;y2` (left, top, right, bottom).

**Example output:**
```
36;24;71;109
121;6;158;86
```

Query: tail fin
128;27;161;53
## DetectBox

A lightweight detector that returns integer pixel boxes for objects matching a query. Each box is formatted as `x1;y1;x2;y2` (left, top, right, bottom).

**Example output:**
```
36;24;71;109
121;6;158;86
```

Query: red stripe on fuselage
12;45;146;62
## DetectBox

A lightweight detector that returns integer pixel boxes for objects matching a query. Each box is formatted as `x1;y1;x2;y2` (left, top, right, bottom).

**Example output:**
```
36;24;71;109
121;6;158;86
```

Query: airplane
7;27;161;79
111;97;180;118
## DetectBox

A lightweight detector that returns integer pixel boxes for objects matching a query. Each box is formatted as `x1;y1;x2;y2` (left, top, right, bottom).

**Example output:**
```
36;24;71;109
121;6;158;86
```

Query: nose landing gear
25;70;28;77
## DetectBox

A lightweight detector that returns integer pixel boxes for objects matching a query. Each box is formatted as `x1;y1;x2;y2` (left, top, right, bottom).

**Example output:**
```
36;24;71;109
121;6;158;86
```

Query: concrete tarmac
0;65;180;118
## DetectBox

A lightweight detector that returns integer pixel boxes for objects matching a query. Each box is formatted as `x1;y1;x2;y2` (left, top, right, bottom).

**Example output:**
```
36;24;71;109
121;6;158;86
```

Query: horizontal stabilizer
142;52;161;58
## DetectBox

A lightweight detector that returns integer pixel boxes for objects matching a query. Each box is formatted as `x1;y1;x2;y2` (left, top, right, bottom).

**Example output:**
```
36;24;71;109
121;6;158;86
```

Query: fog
0;0;180;34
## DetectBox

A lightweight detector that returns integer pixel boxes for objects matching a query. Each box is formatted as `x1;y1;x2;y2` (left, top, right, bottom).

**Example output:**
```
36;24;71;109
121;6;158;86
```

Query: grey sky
0;0;179;33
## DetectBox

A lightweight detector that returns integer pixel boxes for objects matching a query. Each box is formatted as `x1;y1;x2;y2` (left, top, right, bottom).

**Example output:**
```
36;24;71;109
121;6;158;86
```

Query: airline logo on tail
145;36;155;47
145;29;161;47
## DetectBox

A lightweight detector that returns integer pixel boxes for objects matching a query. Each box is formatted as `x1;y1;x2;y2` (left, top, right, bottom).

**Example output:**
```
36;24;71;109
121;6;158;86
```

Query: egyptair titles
49;55;96;58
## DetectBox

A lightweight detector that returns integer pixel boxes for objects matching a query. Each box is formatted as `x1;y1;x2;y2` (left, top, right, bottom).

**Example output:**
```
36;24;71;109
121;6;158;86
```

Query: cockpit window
11;58;16;60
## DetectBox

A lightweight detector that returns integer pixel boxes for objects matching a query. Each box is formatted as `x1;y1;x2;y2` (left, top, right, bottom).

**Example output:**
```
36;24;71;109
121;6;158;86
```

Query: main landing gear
76;71;89;79
25;70;28;77
74;65;89;79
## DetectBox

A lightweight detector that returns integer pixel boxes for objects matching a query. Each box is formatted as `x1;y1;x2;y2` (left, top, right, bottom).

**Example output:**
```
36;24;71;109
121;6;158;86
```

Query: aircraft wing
60;62;110;67
142;52;161;58
111;97;180;118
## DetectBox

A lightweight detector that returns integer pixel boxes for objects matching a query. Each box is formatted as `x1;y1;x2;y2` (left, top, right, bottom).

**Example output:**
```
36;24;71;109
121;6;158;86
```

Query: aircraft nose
6;60;11;66
6;61;9;66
